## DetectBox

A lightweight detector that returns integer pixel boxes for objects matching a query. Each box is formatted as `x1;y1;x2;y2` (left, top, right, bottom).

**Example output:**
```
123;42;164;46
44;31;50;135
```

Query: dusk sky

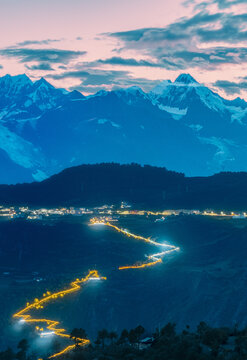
1;0;247;98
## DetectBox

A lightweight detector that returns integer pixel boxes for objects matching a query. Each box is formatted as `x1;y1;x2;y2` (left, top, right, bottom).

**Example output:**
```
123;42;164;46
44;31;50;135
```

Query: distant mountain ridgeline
0;163;247;210
1;73;247;184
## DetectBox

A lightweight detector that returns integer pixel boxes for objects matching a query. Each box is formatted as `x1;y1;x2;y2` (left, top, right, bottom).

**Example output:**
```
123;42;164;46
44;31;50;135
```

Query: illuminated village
9;203;247;359
0;202;246;221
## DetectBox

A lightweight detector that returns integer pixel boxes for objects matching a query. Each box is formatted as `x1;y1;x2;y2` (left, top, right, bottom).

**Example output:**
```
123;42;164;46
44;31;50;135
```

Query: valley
2;1;247;359
1;207;247;358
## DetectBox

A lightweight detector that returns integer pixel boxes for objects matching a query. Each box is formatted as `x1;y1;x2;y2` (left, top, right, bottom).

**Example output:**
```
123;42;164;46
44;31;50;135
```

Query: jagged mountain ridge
0;73;247;184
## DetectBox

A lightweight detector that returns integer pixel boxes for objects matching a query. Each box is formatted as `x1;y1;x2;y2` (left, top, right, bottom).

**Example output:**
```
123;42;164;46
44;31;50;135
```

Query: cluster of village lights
14;207;247;360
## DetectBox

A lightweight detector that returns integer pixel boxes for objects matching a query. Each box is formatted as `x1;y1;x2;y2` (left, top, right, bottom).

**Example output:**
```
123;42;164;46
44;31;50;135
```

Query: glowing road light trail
119;258;162;270
90;218;167;246
13;270;106;359
14;217;180;359
148;247;180;260
118;247;180;270
49;345;76;358
13;207;246;357
90;218;180;270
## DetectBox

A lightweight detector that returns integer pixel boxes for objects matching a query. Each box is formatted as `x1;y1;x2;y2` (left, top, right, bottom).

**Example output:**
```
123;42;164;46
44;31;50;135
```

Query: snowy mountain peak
14;73;32;83
114;86;148;104
175;73;198;85
149;72;246;115
150;80;172;95
0;73;32;86
34;77;54;89
150;74;198;97
125;85;144;93
118;86;146;96
93;89;109;98
0;74;33;99
66;90;85;100
2;72;247;184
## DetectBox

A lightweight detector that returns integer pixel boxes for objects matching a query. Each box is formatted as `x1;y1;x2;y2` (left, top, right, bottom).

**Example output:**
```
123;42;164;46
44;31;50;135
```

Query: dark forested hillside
0;163;247;210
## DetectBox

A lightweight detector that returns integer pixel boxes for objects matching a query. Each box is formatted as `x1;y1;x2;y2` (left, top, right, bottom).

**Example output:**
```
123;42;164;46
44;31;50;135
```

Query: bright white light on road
88;277;101;281
40;331;55;337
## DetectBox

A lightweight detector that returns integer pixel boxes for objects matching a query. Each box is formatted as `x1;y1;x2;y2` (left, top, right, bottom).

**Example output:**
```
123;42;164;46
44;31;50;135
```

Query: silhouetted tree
94;337;101;348
198;324;229;357
197;321;209;340
98;329;109;349
128;329;138;347
0;348;15;360
134;325;145;349
16;339;29;360
108;331;117;345
118;329;129;345
160;322;176;338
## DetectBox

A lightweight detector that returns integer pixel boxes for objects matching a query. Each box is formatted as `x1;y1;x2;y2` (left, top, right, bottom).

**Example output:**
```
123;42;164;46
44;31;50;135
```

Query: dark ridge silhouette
0;163;246;210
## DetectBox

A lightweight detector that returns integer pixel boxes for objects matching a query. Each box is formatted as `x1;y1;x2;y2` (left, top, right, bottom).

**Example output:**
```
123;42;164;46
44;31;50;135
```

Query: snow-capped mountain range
1;72;247;184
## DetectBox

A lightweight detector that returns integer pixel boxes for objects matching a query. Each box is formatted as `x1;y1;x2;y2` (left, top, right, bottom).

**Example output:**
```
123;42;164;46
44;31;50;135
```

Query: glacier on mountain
0;73;247;183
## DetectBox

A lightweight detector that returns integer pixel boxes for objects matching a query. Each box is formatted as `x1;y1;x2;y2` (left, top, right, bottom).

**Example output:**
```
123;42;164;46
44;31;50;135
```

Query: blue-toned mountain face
0;73;247;184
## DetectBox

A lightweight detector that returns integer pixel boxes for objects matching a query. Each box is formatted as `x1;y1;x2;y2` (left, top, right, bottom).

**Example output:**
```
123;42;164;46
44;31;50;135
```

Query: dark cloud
197;13;247;43
110;12;221;44
47;69;134;86
214;79;247;95
97;57;162;67
110;11;247;47
213;0;247;9
185;0;247;10
25;62;55;71
0;48;86;64
108;8;247;72
0;65;3;69
47;69;159;93
58;65;67;70
96;56;181;70
69;57;175;70
17;39;62;46
156;47;247;70
110;28;152;42
48;70;95;81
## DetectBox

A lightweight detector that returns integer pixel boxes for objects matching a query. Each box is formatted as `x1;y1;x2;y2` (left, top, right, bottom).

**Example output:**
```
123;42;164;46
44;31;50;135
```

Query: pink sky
0;0;247;98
